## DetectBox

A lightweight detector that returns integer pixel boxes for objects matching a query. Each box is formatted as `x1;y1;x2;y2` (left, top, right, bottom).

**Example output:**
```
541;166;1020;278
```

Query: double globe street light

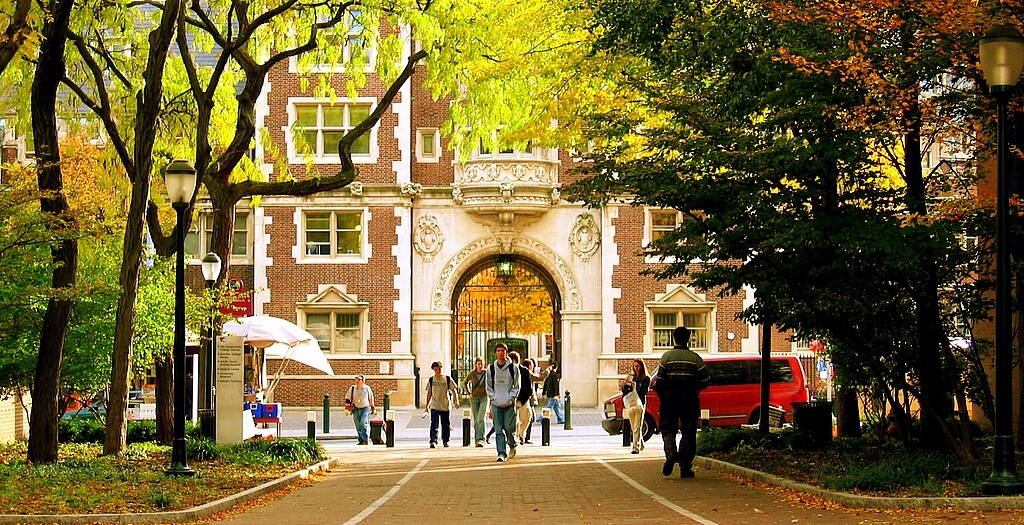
979;24;1024;496
164;159;199;476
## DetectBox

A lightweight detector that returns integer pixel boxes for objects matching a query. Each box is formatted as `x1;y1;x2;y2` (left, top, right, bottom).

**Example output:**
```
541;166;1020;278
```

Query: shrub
126;421;157;444
187;438;220;461
58;419;105;443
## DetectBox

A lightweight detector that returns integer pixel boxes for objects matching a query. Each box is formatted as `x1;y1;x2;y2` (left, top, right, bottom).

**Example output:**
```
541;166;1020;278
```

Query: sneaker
358;440;368;445
631;449;639;454
443;442;450;447
476;442;484;448
524;440;533;445
430;442;436;449
497;455;507;462
485;437;491;444
680;468;696;479
508;445;517;459
662;457;676;476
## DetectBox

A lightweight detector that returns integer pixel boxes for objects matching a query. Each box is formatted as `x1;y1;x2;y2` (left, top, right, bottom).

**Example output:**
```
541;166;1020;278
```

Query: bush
234;439;327;464
58;418;105;443
126;421;157;444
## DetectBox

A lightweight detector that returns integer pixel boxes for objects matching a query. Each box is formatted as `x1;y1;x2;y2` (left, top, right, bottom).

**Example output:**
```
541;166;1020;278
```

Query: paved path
216;408;1024;525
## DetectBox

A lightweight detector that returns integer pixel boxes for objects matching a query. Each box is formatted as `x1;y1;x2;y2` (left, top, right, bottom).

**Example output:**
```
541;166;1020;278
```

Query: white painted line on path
342;458;429;525
594;457;721;525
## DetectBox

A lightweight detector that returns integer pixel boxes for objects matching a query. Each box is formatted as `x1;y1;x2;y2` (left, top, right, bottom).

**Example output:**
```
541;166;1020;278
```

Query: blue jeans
470;397;488;443
353;406;370;442
546;397;564;423
429;409;451;444
491;403;517;457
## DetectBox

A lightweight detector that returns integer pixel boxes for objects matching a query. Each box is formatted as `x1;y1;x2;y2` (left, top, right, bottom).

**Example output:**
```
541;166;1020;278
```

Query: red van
601;353;810;441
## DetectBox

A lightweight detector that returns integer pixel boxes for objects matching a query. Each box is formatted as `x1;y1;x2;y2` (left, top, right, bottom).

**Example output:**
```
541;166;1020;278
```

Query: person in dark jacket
654;326;710;478
542;361;564;424
510;352;540;445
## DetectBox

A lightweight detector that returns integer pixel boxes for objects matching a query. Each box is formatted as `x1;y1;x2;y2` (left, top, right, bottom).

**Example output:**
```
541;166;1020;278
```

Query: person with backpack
512;354;541;445
344;375;375;446
485;343;519;461
424;361;460;448
464;357;489;447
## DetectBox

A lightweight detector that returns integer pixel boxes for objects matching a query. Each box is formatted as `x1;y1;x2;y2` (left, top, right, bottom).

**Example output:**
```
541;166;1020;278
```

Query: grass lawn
699;428;994;498
0;440;325;515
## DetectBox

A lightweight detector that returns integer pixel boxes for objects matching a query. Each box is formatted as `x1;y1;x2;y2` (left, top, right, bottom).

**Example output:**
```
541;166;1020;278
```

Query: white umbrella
223;315;315;348
264;339;335;376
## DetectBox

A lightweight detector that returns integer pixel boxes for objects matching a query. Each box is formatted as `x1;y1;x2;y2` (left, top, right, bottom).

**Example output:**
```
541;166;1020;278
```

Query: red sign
221;277;253;317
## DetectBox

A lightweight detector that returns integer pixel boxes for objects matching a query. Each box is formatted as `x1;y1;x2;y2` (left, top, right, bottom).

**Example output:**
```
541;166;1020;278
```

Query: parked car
61;401;107;421
601;353;810;441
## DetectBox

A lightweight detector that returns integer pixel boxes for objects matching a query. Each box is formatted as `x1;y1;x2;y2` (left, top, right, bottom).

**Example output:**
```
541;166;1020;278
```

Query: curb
696;456;1024;511
0;458;339;525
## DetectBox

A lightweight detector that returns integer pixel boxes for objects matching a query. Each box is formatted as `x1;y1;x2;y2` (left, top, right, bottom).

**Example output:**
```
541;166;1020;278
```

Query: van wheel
748;410;760;426
642;413;657;442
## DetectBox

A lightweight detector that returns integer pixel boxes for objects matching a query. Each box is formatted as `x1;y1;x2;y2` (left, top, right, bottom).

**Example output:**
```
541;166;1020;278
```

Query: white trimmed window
303;210;363;258
416;128;440;162
291;9;375;73
185;211;251;263
651;310;710;352
289;100;377;164
304;310;365;354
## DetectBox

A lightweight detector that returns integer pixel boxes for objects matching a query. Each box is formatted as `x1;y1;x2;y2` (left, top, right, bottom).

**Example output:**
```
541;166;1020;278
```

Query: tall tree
27;0;77;464
567;0;986;455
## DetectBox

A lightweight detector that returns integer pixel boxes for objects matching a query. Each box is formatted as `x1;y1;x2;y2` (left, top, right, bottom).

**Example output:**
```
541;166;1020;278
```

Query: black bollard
385;410;395;448
463;408;471;446
622;416;632;447
323;394;330;434
541;408;551;446
384;391;391;415
307;410;316;441
563;391;573;430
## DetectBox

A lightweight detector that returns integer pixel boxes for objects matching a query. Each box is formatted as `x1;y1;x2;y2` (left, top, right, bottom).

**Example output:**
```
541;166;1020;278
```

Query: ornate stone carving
550;188;561;204
349;182;363;196
401;182;422;197
452;186;464;205
414;215;444;262
456;161;557;184
432;235;580;311
499;181;515;202
569;213;600;262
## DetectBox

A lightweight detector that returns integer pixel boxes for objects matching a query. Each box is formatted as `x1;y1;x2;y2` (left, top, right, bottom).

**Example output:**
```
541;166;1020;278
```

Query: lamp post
200;252;222;439
165;159;198;476
980;24;1024;496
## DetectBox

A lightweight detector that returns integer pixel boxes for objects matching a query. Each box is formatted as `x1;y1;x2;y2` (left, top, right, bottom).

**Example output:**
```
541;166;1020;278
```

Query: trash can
370;418;385;445
792;401;833;445
198;409;216;440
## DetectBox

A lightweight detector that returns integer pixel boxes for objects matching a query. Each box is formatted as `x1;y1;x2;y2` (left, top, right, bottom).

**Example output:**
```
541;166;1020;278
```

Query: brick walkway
213;409;1024;525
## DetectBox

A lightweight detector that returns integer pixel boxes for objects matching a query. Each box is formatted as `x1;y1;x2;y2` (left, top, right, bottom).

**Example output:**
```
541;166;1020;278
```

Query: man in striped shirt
654;326;711;478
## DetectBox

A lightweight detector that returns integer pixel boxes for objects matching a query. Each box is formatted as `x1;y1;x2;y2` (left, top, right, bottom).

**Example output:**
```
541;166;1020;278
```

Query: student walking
485;343;519;461
424;361;459;448
464;357;489;447
654;326;710;478
623;358;651;454
542;361;564;424
345;375;375;446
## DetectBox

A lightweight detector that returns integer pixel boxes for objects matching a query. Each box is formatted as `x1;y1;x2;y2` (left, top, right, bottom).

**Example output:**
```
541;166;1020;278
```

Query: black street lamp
980;24;1024;496
200;251;222;439
165;159;198;476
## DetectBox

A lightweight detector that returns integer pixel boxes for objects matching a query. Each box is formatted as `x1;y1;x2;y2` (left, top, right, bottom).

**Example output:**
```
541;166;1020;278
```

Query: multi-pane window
304;211;362;257
305;311;363;353
650;210;678;243
652;310;709;351
294;103;372;159
648;209;703;248
184;211;250;259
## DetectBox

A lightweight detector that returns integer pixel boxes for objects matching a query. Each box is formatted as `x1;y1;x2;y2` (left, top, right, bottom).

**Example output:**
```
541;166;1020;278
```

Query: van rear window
707;360;794;386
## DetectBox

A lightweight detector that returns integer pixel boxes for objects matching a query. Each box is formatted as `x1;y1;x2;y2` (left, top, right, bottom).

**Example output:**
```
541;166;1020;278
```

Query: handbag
623;389;641;408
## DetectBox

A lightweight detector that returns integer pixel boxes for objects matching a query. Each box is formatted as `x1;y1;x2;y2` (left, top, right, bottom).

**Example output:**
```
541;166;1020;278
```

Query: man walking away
542;361;564;424
345;375;375;445
465;357;489;447
485;343;519;461
654;326;710;478
424;361;460;448
512;354;540;444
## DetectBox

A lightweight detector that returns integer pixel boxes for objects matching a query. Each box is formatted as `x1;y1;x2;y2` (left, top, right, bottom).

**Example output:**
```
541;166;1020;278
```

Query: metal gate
452;262;554;389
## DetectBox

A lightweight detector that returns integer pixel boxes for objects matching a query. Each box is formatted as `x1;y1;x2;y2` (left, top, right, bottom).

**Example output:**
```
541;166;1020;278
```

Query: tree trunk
26;0;77;465
155;356;173;445
102;0;183;456
835;386;861;438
